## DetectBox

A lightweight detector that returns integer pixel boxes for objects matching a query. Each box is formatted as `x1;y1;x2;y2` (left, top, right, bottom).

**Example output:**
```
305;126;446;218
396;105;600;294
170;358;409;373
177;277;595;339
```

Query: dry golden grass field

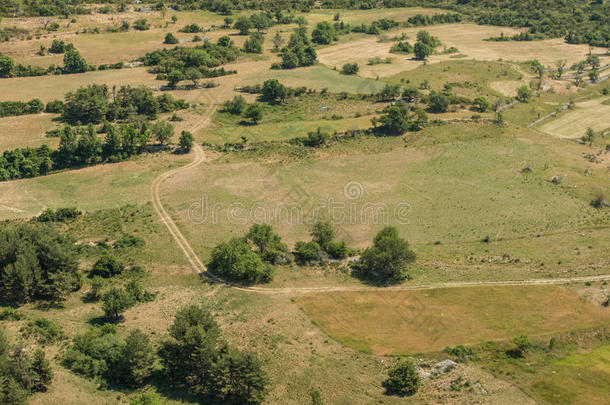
298;285;610;354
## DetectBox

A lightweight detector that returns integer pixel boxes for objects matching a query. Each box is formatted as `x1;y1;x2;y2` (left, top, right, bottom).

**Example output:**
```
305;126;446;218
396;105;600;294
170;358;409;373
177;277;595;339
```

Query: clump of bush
341;62;359;75
444;345;479;362
113;234;145;249
101;280;156;321
36;207;81;222
90;254;124;278
383;359;420;396
294;221;351;265
20;318;66;344
63;324;155;387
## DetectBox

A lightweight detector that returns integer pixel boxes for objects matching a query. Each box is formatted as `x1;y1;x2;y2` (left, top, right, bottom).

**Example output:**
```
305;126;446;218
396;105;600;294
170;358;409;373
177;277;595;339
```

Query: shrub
91;254;124;278
517;85;533;102
294;241;326;265
384;359;420;396
0;307;23;320
341;62;359;75
208;238;274;284
45;99;64;113
133;18;150;31
223;95;247;114
164;33;178;44
302;128;329;147
390;41;413;54
113;234;145;249
444;345;479;362
20;318;65;344
311;21;337;44
244;103;263;124
429;91;449;113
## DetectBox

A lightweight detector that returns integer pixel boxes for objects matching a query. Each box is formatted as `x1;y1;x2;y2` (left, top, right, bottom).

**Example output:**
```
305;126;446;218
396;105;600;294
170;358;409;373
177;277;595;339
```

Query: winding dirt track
151;105;610;295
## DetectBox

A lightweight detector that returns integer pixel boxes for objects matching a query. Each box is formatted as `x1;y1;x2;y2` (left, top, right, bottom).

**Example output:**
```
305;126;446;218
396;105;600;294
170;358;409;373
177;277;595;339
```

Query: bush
302;128;329;147
222;95;247;115
244;103;263;124
37;207;81;222
133;18;150;31
429;91;449;113
64;324;154;387
20;318;65;344
164;33;178;44
0;307;23;320
113;234;145;249
91;254;124;278
294;241;326;265
384;359;420;396
208;238;274;284
517;85;533;102
354;227;415;282
444;345;479;362
341;62;359;75
45;99;64;113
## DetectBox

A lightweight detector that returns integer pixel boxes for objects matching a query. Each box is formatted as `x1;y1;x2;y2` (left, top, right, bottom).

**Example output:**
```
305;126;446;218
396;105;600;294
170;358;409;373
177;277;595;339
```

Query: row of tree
0;120;176;181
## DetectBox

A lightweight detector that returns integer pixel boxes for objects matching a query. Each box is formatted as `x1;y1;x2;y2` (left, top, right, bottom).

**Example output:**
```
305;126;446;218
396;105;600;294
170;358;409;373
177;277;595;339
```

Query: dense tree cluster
0;329;53;405
141;37;240;84
277;27;317;69
62;84;187;124
0;118;176;181
0;224;80;304
160;305;269;404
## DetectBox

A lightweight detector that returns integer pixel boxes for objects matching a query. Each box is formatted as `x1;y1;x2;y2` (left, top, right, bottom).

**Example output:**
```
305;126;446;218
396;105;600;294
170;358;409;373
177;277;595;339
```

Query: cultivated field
538;98;610;138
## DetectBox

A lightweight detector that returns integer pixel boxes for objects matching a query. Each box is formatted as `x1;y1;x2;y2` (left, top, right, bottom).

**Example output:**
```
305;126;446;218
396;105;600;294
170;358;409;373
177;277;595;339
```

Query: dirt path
151;107;610;295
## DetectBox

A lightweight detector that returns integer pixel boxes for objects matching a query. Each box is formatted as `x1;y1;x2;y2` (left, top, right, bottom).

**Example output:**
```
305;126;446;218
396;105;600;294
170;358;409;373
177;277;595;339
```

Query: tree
185;68;202;87
62;84;109;124
246;224;287;264
160;305;269;403
384;359;420;396
179;131;194;152
429;91;449;113
530;59;545;79
261;79;288;102
90;254;124;278
63;48;89;73
244;103;263;124
0;55;15;77
151;121;174;145
311;221;334;251
234;16;251;35
0;225;80;304
355;226;416;281
243;31;264;53
29;349;53;392
571;60;586;74
516;85;533;102
513;334;532;356
589;69;600;82
341;62;359;75
554;59;567;78
311;21;337;44
112;329;155;386
88;276;105;300
210;349;269;404
413;41;432;60
272;31;285;50
101;288;134;320
586;54;600;69
164;33;178;44
416;30;441;48
208;237;273;283
293;241;325;265
472;96;491;112
166;69;184;88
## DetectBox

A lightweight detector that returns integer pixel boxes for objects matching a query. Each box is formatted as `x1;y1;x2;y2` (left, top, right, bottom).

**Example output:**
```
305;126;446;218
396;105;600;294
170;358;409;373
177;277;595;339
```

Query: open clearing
317;23;608;78
297;285;610;354
0;113;58;149
538;98;610;138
